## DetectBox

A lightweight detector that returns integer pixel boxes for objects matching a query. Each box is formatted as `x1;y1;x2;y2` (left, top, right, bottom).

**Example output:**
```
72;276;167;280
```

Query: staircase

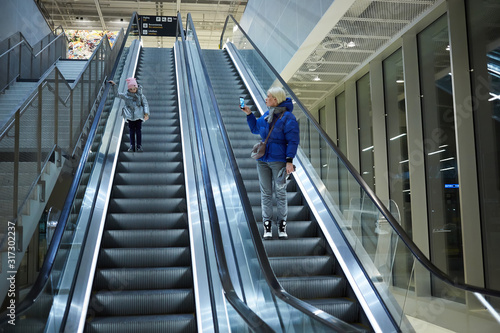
85;48;197;333
0;81;38;126
202;49;372;331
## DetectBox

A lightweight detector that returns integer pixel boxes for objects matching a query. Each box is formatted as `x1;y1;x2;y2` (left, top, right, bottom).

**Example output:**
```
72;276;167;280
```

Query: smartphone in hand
239;97;245;109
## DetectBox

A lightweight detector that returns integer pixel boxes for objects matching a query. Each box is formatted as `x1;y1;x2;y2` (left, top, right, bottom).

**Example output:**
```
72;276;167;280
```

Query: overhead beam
279;0;357;83
94;0;107;30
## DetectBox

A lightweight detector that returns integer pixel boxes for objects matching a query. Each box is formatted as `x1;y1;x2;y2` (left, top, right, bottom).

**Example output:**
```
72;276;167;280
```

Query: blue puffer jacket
247;97;300;163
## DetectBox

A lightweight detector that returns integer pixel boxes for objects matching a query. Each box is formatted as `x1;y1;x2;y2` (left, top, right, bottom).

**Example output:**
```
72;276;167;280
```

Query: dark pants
128;119;142;148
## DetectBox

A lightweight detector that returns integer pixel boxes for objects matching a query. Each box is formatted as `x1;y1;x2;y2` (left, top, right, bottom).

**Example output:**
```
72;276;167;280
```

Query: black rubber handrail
187;13;363;332
220;14;500;299
0;13;140;326
182;14;273;333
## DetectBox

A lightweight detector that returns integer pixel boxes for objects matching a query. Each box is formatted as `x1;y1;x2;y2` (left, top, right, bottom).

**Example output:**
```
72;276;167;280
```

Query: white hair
267;86;286;105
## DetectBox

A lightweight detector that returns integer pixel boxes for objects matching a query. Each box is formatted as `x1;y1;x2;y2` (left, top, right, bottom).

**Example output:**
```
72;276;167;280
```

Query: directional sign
139;15;177;37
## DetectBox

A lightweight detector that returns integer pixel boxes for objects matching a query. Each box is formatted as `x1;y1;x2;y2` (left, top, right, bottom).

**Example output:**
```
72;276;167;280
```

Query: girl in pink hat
109;77;150;152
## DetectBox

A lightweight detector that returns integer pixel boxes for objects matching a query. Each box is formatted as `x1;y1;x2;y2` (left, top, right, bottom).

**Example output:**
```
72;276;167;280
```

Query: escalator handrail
220;14;500;299
0;12;140;325
182;14;273;333
186;13;364;332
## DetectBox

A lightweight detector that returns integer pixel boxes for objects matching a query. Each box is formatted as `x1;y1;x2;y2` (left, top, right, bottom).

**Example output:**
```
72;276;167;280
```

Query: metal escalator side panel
202;48;369;332
58;39;142;333
224;39;405;332
174;41;219;332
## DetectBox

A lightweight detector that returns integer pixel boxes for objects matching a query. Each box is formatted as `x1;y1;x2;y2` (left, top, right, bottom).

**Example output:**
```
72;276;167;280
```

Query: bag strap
263;112;285;144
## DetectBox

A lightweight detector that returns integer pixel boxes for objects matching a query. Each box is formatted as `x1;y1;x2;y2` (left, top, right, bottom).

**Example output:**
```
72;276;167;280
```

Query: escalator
85;47;196;332
202;49;372;331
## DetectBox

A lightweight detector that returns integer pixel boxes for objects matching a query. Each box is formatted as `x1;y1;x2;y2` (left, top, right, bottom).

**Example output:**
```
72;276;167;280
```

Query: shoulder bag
251;112;284;159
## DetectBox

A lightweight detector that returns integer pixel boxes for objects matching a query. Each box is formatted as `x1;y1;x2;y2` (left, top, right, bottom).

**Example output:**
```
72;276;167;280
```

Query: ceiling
284;0;442;109
38;0;443;109
38;0;248;49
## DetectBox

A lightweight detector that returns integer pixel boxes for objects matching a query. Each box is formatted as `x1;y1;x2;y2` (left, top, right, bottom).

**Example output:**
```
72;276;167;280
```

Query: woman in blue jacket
241;87;300;240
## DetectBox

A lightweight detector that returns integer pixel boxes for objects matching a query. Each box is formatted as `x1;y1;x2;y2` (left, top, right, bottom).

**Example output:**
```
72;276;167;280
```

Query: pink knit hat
126;77;138;90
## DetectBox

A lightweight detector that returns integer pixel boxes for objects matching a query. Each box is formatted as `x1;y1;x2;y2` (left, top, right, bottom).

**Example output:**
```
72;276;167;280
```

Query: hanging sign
139;15;177;37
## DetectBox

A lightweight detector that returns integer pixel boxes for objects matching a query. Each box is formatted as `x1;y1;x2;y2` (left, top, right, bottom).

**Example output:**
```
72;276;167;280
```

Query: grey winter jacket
113;84;150;121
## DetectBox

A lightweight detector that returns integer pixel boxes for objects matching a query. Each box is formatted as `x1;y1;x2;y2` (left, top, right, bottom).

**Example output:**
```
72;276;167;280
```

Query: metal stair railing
0;28;68;94
0;21;126;256
0;12;141;330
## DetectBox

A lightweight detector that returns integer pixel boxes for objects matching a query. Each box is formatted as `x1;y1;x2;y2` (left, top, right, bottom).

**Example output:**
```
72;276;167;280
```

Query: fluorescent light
346;41;356;48
489;92;500;101
474;293;500;324
313;75;321;81
363;171;370;175
440;167;455;172
440;157;455;162
396;80;405;84
390;133;407;141
399;159;409;164
439;144;448;148
402;189;411;193
446;45;450;51
362;146;374;152
488;67;500;76
428;149;445;156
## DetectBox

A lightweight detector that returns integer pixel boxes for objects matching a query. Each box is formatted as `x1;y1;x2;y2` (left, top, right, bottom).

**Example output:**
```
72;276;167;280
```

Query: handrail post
88;62;92;115
69;89;74;149
18;40;22;80
13;110;20;223
54;70;59;147
39;39;43;79
7;38;11;86
80;75;84;131
37;85;42;175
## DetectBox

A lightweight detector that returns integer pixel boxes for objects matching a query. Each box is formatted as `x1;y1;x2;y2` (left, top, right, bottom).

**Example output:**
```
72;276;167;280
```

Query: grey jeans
257;160;287;223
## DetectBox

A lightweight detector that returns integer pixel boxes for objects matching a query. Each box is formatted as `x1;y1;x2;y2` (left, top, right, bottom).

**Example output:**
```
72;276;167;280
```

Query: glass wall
336;92;347;156
357;73;375;191
383;48;413;288
318;105;327;180
336;92;349;211
417;14;464;298
466;0;500;292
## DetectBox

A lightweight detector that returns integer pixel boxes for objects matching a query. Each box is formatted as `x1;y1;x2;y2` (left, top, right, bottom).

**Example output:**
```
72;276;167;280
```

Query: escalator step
97;247;191;268
111;185;185;199
102;229;189;248
278;275;346;299
85;314;196;333
90;289;194;316
107;198;186;213
118;151;182;162
93;267;193;290
305;298;359;323
262;238;326;256
112;173;184;186
268;255;334;277
105;212;187;230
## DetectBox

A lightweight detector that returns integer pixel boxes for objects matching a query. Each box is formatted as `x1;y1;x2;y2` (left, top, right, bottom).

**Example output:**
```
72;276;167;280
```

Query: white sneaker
263;220;272;240
278;220;288;239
